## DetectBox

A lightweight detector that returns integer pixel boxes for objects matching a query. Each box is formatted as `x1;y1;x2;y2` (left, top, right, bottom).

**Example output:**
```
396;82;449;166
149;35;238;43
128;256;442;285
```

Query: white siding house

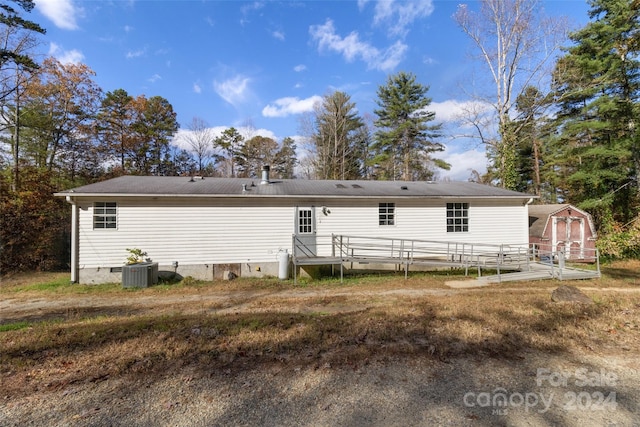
56;168;535;284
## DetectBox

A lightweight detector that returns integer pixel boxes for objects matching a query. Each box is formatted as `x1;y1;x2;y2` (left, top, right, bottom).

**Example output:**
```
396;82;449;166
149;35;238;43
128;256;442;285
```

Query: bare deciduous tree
179;116;214;173
454;0;567;189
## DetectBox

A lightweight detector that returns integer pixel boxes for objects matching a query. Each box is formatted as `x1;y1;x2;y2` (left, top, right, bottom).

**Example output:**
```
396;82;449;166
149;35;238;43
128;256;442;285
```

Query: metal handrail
292;234;600;283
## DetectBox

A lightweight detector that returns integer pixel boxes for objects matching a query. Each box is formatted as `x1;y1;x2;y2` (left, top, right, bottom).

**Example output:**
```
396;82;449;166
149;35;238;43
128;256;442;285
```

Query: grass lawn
1;261;639;401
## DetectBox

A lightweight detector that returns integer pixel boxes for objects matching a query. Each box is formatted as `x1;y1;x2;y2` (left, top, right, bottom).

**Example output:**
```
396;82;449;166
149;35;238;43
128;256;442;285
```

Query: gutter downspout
526;197;534;269
65;195;79;283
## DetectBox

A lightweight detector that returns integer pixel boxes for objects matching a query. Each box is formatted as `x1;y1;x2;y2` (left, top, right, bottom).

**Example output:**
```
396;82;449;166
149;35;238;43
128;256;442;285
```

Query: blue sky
32;0;591;180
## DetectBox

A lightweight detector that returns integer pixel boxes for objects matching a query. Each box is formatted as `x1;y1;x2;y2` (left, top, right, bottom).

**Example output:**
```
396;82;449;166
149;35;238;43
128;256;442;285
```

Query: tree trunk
12;95;20;192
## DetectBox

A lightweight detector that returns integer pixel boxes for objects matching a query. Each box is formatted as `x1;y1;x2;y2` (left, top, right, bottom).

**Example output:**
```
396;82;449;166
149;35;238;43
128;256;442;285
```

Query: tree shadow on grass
1;293;639;426
601;264;640;281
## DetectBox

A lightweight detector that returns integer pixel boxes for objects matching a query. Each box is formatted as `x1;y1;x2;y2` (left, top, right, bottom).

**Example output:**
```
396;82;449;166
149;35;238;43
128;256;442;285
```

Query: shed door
552;216;584;260
294;207;316;256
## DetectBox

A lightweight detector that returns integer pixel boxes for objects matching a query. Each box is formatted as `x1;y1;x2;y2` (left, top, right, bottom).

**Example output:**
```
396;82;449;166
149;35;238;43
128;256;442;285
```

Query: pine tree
372;71;445;181
551;0;640;224
273;136;297;179
312;91;366;180
235;135;279;178
214;127;243;177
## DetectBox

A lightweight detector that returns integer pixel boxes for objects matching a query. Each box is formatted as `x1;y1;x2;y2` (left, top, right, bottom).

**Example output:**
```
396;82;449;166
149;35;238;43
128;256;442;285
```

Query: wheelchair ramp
476;262;601;284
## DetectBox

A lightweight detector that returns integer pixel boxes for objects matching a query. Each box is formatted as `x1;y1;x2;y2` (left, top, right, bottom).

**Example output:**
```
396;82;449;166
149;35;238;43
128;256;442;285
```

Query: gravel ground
2;347;639;426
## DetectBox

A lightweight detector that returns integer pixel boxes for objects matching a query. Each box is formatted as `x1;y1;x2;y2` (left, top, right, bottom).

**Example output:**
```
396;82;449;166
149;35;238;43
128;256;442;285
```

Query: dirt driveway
1;280;639;426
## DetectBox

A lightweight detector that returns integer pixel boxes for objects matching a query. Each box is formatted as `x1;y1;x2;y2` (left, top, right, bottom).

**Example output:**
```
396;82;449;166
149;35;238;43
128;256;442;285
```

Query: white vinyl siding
313;199;528;245
78;198;294;267
77;197;529;268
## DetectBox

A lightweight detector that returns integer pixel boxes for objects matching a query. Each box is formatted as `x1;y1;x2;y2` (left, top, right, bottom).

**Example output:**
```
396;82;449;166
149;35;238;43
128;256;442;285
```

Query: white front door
294;206;316;256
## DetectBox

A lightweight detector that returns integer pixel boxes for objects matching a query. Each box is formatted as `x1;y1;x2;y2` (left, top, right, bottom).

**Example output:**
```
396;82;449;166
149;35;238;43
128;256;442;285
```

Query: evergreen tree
311;91;366;180
235;135;279;178
213;127;243;177
131;95;179;176
96;89;135;172
273;136;297;179
0;0;46;189
507;86;551;195
551;0;640;224
0;0;45;91
372;71;446;181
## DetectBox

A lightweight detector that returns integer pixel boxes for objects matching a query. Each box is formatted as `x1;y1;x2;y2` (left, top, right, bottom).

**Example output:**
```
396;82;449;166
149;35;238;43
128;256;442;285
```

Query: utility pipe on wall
65;195;79;283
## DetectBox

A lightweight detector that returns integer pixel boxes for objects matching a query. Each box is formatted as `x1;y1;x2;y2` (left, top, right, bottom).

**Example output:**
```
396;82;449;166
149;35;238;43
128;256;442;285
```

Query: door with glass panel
294;206;316;257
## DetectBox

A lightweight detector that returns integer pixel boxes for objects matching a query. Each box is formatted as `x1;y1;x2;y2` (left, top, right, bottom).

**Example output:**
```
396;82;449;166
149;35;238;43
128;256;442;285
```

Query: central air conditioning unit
122;262;159;288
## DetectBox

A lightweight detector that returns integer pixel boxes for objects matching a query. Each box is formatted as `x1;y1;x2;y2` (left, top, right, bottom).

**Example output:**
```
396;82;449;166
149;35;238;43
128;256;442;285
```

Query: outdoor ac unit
122;262;159;288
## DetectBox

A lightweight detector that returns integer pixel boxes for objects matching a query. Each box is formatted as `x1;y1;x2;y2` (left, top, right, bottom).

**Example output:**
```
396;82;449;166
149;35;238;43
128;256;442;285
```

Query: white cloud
309;19;406;71
241;1;265;15
35;0;81;30
423;56;437;65
370;0;435;37
148;74;161;83
440;148;487;181
57;49;84;64
48;42;84;64
262;95;322;118
293;64;306;72
430;100;493;123
126;49;145;59
426;99;494;180
272;30;285;41
214;75;251;106
193;83;202;94
172;126;277;152
124;25;133;33
240;1;265;25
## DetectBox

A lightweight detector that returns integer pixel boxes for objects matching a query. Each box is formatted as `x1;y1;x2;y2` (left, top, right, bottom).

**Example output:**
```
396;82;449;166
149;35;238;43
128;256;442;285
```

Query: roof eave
56;192;536;199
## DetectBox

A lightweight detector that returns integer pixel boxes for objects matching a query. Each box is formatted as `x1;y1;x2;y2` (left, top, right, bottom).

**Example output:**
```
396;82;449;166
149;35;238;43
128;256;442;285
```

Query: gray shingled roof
56;175;535;199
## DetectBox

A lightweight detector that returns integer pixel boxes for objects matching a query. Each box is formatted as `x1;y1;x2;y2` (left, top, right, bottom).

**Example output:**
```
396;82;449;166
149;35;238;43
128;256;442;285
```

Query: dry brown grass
1;262;640;402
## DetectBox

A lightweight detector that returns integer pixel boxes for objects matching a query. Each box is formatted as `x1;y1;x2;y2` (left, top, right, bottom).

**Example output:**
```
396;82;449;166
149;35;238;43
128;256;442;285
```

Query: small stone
551;285;593;304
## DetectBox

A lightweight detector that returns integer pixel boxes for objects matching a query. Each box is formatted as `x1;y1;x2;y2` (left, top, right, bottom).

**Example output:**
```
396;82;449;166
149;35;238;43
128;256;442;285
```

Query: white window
379;203;395;226
446;203;468;232
94;202;117;229
298;208;313;234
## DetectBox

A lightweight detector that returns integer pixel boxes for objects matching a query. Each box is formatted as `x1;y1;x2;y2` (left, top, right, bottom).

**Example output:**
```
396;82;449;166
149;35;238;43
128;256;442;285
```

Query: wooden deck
292;234;600;284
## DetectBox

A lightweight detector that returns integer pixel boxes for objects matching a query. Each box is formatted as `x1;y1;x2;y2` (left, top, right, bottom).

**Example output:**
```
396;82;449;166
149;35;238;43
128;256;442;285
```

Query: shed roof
528;204;570;237
56;176;535;200
528;204;595;238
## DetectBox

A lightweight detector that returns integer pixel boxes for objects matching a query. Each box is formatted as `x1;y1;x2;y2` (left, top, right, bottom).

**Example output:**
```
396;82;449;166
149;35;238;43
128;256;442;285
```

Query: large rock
551;285;593;304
